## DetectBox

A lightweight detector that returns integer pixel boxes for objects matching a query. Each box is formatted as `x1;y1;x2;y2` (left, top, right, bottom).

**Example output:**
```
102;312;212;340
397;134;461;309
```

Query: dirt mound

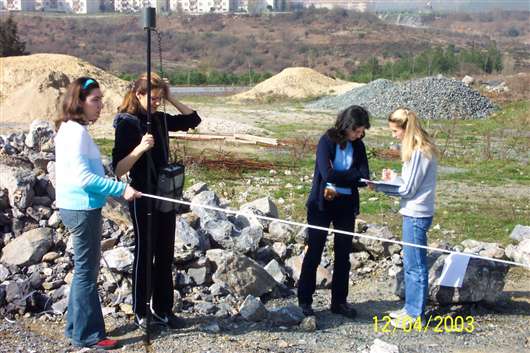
0;54;128;125
231;67;364;102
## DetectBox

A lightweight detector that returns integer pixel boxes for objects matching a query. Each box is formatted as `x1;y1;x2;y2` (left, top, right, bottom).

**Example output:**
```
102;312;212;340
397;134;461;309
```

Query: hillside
9;9;530;78
427;11;530;71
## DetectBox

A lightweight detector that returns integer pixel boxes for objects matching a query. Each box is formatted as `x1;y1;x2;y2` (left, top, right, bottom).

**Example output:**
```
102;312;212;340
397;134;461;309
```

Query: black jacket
112;110;201;192
306;133;370;214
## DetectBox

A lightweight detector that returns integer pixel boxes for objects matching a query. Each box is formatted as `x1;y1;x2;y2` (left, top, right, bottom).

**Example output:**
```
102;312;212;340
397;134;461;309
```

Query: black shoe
134;315;147;330
152;311;185;330
299;303;315;317
134;314;161;331
330;303;357;319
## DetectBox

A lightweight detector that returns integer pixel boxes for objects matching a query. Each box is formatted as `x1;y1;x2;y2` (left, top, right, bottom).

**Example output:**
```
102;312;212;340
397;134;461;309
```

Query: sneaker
152;311;185;330
298;303;315;317
390;312;425;330
387;307;407;319
134;315;153;331
330;303;357;319
92;338;120;350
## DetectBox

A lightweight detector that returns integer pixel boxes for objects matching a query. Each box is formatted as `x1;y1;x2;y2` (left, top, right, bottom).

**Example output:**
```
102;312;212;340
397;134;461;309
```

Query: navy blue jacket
307;133;370;214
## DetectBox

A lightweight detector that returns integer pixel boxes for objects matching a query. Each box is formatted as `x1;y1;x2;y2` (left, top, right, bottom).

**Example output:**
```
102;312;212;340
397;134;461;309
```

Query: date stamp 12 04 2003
373;315;476;334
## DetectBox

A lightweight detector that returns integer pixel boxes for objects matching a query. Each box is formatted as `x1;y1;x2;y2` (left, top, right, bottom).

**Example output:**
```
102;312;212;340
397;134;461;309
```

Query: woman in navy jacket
298;105;370;318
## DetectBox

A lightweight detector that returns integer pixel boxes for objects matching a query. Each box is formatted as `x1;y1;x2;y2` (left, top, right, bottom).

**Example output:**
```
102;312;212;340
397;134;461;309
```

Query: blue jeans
402;215;432;318
60;208;106;347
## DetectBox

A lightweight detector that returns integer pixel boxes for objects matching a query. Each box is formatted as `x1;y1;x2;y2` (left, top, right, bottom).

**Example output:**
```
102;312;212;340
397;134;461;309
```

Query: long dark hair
54;77;100;130
118;72;169;115
327;105;370;147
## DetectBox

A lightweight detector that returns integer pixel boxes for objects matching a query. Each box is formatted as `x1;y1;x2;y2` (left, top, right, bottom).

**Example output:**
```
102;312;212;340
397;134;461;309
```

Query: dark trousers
298;196;355;307
129;197;176;317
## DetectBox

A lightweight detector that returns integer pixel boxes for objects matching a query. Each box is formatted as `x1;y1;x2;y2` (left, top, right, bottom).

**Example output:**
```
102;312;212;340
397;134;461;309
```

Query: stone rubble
0;121;522;329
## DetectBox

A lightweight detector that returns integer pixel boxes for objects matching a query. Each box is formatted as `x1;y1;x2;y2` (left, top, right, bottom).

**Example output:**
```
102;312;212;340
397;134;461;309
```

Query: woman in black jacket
298;105;370;318
112;73;201;330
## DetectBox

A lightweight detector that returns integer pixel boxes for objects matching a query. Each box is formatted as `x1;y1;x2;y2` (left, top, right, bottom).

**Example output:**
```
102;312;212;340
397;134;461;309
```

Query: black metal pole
143;6;156;347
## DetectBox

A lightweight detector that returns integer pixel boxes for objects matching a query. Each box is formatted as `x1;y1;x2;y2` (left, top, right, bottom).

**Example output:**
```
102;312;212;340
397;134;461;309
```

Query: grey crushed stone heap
307;76;497;119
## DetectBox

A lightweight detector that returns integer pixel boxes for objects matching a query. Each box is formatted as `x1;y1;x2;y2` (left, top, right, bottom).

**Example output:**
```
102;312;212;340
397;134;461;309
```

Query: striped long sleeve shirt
55;121;126;210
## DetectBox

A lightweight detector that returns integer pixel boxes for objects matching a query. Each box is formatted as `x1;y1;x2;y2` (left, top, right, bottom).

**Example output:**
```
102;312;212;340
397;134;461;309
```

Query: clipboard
361;178;402;195
360;178;403;187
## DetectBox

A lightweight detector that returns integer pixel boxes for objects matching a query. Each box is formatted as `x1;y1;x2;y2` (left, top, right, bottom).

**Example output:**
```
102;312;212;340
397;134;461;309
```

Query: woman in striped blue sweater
54;77;141;350
371;107;439;329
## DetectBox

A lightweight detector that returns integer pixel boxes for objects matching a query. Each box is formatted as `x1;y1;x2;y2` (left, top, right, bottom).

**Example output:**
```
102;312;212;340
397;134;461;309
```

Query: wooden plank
168;132;278;146
233;133;278;146
225;137;257;145
169;132;226;141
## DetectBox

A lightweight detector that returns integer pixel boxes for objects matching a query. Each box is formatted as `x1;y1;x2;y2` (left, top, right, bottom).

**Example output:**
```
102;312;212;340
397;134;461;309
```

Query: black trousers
298;196;355;307
129;197;176;317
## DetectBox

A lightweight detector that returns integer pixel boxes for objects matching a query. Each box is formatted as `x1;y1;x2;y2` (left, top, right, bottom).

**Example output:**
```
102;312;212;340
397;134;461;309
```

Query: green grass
439;159;529;186
430;198;529;245
94;138;114;157
258;122;330;140
402;100;530;187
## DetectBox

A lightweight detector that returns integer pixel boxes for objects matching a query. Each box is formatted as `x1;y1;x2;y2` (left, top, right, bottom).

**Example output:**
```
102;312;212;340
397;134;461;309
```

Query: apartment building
173;0;229;14
32;0;101;13
271;0;288;11
232;0;275;13
1;0;110;12
114;0;174;12
301;0;370;12
115;0;143;12
3;0;36;11
3;0;370;14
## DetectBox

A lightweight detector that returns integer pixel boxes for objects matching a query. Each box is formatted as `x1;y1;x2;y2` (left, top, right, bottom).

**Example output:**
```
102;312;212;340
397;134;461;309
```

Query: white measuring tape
141;193;530;269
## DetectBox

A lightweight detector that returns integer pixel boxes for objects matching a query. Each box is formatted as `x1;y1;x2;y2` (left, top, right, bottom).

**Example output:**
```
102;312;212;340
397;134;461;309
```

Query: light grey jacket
377;149;437;218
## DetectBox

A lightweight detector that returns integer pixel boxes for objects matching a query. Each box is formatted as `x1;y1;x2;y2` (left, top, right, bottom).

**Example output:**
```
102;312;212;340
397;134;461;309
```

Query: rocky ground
0;266;529;353
1;88;529;353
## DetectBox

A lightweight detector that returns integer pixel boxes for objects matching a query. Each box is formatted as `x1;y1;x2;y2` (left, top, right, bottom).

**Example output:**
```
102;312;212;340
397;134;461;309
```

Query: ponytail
388;108;439;162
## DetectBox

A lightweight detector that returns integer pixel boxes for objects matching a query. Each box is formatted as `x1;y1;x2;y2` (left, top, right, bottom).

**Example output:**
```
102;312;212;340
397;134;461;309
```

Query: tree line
119;70;274;86
0;15;27;57
119;43;504;86
345;44;503;83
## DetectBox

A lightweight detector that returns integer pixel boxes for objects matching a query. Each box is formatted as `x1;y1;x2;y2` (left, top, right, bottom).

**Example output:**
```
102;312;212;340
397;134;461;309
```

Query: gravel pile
307;76;497;119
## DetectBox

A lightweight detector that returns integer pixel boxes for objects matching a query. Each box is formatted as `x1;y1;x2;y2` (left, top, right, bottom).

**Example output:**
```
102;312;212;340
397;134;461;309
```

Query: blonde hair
388;108;440;162
118;72;169;115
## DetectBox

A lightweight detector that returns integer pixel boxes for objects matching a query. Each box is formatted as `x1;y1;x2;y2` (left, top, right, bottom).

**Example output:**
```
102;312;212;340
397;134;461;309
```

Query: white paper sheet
360;177;403;187
437;253;471;288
